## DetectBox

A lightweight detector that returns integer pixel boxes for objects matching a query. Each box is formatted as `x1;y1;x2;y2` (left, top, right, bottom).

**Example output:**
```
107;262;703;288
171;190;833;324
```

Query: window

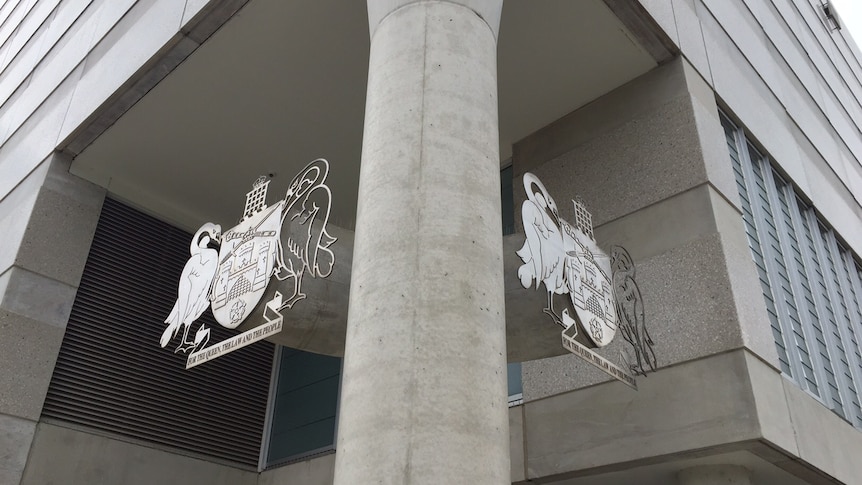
722;113;862;426
265;347;341;467
507;362;523;405
502;164;523;405
501;164;515;236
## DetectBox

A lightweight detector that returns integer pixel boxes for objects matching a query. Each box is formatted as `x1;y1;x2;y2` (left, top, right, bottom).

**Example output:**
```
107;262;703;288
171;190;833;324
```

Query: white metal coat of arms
160;159;336;368
517;172;657;386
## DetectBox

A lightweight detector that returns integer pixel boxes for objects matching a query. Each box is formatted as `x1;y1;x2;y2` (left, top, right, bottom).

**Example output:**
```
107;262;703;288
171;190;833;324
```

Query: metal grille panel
43;198;274;466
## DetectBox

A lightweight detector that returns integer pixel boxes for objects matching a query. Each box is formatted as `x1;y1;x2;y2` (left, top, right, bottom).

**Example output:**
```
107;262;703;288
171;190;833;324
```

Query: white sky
831;0;862;52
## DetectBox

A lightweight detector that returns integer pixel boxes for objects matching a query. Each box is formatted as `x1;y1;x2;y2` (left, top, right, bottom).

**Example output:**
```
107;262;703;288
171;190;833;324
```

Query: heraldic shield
563;221;618;348
211;200;286;329
517;172;618;347
160;159;338;363
517;171;657;381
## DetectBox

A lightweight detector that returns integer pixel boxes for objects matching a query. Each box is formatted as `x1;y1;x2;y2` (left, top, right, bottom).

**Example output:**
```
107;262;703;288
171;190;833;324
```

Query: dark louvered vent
43;198;274;466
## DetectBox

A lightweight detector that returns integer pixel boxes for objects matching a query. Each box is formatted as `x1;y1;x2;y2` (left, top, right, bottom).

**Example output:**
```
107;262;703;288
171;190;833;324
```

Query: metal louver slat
819;233;862;426
721;116;793;375
720;111;862;429
42;198;274;467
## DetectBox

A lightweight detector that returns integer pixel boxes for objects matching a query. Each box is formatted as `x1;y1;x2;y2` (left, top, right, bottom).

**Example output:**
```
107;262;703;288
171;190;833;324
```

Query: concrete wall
509;18;862;482
513;56;777;396
3;0;184;200
20;423;258;485
0;153;104;484
638;0;862;260
516;349;862;483
0;1;256;483
2;0;860;483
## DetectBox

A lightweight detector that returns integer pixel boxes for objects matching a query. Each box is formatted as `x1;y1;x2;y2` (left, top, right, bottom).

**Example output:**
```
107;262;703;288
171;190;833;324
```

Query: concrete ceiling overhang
70;0;657;231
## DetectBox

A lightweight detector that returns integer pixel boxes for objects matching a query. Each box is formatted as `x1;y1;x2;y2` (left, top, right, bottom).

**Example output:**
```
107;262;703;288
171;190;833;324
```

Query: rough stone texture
0;310;65;421
0;414;35;485
259;453;336;485
513;57;739;226
514;58;693;184
0;155;104;482
334;1;509;484
514;68;711;231
0;156;104;423
523;231;744;400
0;155;103;331
593;185;718;262
677;465;751;485
511;55;781;402
13;155;104;288
248;201;774;368
523;351;761;480
20;423;257;485
247;213;766;367
0;267;78;329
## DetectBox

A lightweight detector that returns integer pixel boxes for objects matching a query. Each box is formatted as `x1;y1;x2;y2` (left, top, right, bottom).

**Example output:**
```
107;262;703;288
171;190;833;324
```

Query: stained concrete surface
20;423;258;485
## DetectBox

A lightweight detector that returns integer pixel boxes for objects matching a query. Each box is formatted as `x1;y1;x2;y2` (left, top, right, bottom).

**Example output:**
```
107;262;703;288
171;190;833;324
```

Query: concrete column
677;465;751;485
0;153;104;484
333;1;508;484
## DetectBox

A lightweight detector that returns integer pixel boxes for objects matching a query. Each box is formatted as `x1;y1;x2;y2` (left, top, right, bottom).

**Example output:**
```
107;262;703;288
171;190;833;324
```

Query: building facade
1;0;862;484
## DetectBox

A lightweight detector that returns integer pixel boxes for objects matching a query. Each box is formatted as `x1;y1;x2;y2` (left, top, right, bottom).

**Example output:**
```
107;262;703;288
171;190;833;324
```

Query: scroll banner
186;293;285;369
561;324;638;390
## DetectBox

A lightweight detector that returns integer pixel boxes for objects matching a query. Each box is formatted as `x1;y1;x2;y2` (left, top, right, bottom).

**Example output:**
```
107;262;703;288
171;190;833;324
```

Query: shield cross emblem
565;221;618;347
211;200;285;328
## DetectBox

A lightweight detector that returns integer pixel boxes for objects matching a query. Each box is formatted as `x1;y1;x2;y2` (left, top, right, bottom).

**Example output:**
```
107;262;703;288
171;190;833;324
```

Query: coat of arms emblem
160;159;336;367
517;172;656;382
212;195;284;328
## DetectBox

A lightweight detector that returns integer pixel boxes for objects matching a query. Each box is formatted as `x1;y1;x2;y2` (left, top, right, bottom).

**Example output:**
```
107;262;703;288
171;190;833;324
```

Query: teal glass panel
507;362;522;397
267;348;341;466
501;165;515;235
